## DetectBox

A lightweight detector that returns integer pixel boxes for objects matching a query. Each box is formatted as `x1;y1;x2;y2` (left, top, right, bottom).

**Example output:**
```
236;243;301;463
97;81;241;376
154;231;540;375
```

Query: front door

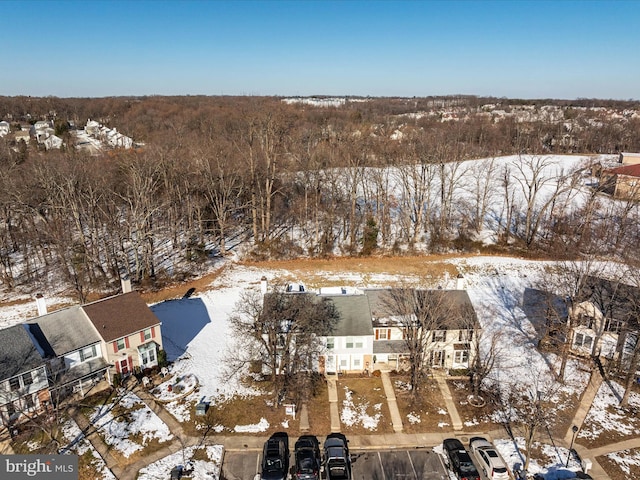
119;357;131;375
431;350;445;368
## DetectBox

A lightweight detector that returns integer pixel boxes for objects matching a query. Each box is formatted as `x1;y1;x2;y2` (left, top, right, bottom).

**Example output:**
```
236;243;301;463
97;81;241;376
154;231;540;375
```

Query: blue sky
1;0;639;99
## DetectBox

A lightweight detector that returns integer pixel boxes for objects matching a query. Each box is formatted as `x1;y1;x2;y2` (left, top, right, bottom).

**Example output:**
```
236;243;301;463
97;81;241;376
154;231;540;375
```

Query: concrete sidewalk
564;368;603;443
327;375;341;432
434;373;463;431
380;371;404;432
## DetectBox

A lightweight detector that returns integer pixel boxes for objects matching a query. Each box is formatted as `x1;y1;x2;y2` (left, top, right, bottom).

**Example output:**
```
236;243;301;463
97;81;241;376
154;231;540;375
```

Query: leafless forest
1;95;640;299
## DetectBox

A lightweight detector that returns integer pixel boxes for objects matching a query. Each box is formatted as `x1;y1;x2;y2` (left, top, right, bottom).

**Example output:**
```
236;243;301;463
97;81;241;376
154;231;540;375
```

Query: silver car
468;437;511;480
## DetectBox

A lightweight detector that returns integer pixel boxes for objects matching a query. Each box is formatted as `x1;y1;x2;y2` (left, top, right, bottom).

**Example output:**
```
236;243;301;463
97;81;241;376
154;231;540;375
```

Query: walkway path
564;368;604;444
326;375;341;432
434;373;463;431
380;371;404;432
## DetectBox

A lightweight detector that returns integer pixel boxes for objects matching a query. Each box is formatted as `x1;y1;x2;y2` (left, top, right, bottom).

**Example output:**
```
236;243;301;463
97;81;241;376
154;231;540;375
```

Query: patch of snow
578;378;640;440
340;387;382;431
234;418;269;433
137;445;223;480
61;419;116;480
91;391;173;458
606;449;640;476
407;412;421;424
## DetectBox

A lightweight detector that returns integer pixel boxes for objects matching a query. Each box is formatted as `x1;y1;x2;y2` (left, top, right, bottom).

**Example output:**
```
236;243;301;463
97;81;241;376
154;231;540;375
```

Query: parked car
443;438;481;480
468;437;511;480
261;432;290;480
294;435;321;479
324;433;351;480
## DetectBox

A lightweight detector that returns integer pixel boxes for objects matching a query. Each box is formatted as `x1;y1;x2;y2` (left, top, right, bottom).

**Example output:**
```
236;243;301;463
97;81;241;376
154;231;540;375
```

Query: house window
353;358;361;368
605;318;623;334
346;337;354;348
355;339;363;348
326;337;335;350
141;348;156;366
454;350;469;365
459;330;473;342
574;332;593;350
143;328;152;341
9;377;20;391
116;338;126;351
433;330;446;342
22;372;33;387
24;395;35;410
378;329;388;340
80;345;97;362
340;358;348;369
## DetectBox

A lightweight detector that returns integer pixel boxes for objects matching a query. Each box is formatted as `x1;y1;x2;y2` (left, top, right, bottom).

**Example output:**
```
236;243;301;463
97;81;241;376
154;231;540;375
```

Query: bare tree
469;324;503;404
378;288;472;399
499;367;561;475
512;155;580;248
227;286;339;405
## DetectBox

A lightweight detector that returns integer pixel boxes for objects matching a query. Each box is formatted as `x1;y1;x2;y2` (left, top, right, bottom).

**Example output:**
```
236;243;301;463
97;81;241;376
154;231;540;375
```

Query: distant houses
85;119;134;149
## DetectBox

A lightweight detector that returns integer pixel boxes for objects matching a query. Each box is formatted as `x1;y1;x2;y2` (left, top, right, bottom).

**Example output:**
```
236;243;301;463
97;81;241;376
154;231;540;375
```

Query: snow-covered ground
61;419;117;480
90;391;174;458
137;445;223;480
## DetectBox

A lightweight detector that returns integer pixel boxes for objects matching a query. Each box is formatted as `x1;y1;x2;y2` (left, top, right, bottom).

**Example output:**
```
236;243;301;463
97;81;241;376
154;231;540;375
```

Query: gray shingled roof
0;324;45;381
373;339;408;354
364;288;478;330
27;306;101;357
322;295;373;337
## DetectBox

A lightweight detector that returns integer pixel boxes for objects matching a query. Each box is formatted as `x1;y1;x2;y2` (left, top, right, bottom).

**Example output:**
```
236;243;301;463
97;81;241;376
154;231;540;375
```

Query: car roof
470;438;493;449
443;438;465;449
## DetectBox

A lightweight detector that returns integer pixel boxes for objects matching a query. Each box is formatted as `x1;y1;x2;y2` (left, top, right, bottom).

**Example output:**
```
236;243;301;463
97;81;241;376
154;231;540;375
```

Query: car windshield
328;465;349;479
298;457;315;472
494;467;507;473
266;458;282;470
460;462;476;473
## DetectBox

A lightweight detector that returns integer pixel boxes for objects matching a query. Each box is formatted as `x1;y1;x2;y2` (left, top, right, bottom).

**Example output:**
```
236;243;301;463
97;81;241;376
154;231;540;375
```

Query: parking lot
221;447;450;480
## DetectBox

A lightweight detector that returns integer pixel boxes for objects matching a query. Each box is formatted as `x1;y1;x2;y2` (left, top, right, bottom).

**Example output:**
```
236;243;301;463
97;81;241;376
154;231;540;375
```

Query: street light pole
566;425;579;467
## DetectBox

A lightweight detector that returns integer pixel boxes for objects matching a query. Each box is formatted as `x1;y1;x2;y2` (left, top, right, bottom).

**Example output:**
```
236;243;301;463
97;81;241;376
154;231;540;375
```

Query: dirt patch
305;381;332;436
336;376;394;435
447;379;502;432
597;450;640;480
393;375;453;433
240;255;463;288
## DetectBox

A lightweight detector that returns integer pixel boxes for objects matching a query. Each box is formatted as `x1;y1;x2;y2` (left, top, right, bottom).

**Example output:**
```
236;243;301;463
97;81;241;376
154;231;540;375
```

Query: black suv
324;433;351;480
261;432;290;480
294;435;321;480
443;438;480;480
